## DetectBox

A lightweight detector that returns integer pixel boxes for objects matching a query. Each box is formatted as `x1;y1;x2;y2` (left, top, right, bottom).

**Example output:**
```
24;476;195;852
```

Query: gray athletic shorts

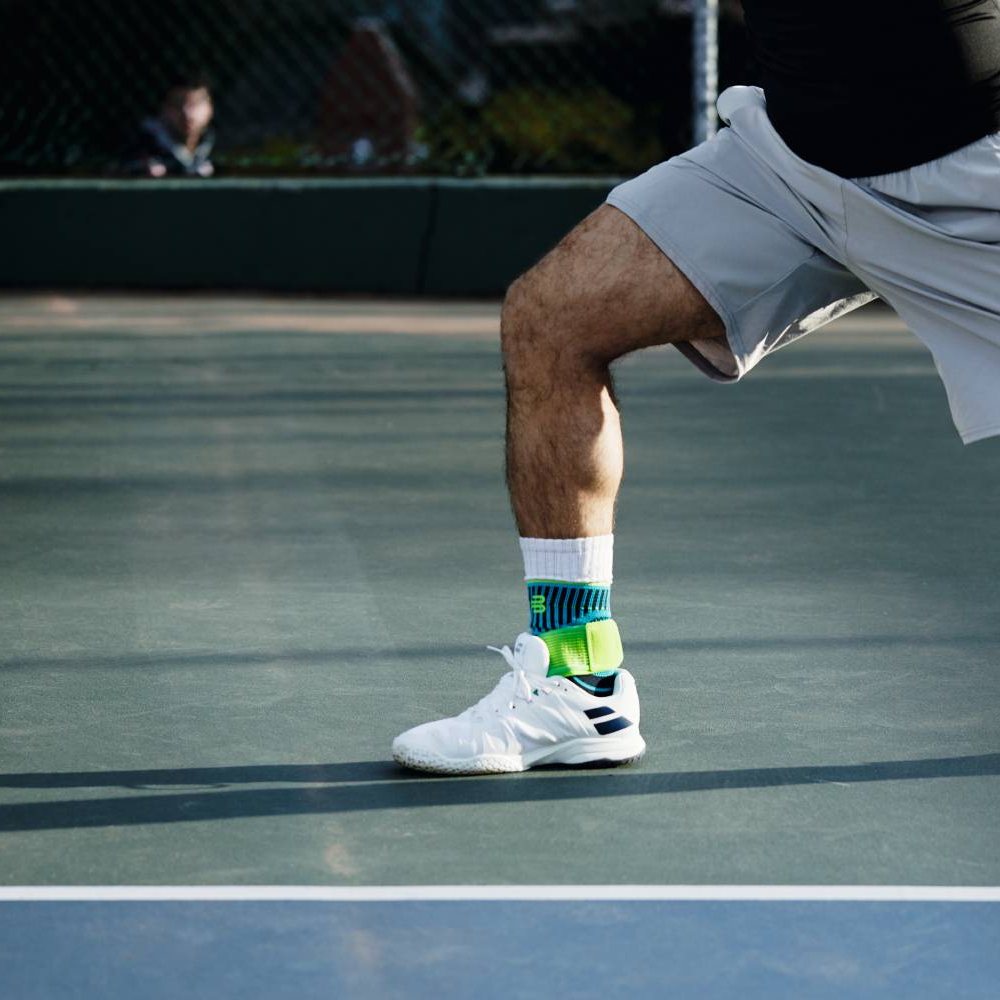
607;85;1000;444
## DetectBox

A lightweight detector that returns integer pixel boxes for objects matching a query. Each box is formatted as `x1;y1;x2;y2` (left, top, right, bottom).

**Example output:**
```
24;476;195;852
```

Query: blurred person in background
124;74;215;178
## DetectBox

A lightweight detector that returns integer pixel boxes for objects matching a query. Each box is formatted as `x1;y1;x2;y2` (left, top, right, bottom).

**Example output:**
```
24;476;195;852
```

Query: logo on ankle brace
530;595;546;614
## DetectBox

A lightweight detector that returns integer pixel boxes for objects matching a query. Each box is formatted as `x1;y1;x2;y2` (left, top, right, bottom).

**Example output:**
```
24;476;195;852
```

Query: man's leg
502;204;723;539
392;204;723;774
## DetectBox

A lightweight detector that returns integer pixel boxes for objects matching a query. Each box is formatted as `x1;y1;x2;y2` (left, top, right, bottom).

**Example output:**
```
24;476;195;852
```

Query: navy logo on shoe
584;705;633;735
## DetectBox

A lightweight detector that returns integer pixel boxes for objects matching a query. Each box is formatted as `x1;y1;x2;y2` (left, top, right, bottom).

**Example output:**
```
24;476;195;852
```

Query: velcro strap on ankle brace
542;619;624;676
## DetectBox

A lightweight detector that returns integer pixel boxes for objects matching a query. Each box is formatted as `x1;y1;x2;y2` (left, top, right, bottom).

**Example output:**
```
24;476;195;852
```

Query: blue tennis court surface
1;295;998;996
2;891;999;999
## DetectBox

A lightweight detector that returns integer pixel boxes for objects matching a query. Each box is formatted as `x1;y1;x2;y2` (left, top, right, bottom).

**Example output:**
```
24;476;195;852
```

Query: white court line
1;886;998;903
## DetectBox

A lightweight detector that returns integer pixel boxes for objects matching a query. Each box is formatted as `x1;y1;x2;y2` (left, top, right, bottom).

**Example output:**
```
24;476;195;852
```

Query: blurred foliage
423;88;665;175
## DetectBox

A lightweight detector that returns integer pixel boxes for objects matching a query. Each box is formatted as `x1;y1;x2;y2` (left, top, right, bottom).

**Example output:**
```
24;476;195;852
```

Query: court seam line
1;886;998;903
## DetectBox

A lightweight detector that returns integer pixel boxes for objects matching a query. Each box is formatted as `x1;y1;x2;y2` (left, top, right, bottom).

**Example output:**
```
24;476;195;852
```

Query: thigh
509;202;726;363
607;120;873;380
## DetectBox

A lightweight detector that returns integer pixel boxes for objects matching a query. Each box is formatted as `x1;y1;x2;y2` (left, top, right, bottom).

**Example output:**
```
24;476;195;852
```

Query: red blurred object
319;19;421;172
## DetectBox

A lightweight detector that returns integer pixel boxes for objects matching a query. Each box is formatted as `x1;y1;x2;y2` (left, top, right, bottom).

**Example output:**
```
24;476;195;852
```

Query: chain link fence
1;0;746;178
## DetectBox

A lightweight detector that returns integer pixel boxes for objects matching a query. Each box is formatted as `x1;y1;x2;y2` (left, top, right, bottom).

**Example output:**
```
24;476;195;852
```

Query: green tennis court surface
1;295;997;995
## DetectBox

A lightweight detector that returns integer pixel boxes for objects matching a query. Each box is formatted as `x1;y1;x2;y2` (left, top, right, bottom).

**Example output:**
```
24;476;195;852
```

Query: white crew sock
519;535;614;583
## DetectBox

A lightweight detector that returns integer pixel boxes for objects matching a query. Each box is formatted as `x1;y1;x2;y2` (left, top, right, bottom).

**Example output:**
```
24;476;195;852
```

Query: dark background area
0;0;749;176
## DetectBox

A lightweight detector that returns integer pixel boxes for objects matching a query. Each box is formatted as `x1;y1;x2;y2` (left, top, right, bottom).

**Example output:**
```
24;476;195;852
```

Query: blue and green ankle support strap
526;580;621;676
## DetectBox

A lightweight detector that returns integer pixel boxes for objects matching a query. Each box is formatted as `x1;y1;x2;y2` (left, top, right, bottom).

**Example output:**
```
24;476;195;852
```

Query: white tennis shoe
391;632;646;775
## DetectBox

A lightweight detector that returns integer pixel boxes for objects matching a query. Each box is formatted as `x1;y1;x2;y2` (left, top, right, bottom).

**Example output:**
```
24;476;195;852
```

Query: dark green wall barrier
422;178;618;295
0;178;618;296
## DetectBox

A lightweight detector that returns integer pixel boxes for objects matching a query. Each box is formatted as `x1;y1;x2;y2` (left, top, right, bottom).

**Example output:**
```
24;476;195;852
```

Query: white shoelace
462;644;538;719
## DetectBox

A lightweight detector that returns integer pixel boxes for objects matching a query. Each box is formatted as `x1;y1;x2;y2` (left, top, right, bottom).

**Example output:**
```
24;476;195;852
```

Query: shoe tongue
513;633;550;677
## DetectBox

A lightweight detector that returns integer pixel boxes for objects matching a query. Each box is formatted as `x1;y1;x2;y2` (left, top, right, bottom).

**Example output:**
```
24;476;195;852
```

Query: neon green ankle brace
541;619;624;677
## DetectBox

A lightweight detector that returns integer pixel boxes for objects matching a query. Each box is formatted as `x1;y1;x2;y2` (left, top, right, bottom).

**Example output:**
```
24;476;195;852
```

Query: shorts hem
959;423;1000;445
606;190;748;378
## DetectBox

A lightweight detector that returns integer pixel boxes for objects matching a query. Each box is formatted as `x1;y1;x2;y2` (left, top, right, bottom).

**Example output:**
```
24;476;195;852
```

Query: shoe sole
392;732;647;776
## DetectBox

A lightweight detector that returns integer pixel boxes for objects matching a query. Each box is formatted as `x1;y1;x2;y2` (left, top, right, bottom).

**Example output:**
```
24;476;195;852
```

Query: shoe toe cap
392;720;437;753
393;718;466;755
393;716;509;760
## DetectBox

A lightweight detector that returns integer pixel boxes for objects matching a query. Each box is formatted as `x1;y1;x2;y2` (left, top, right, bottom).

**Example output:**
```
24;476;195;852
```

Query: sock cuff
519;535;614;583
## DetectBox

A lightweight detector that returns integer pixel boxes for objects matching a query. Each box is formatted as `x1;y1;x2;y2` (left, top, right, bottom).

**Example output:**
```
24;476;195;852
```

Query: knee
500;267;565;377
500;271;533;363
